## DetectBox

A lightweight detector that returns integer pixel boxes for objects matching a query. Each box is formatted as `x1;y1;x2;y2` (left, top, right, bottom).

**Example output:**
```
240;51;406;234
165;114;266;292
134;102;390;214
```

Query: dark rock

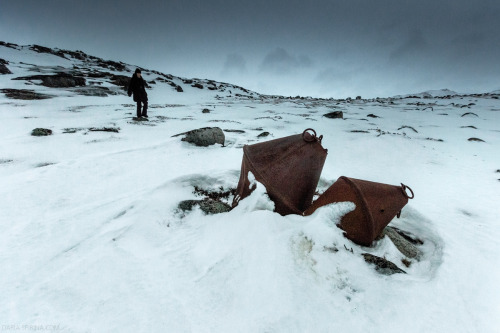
468;137;485;142
202;108;211;113
0;63;12;74
176;85;184;92
362;253;406;275
109;75;130;89
0;58;8;65
29;45;67;59
324;111;343;119
356;96;362;100
367;114;379;118
13;73;86;88
224;129;245;133
174;127;225;147
96;59;126;71
192;83;204;89
461;125;477;129
0;42;20;49
350;130;370;133
63;50;88;61
1;89;52;100
88;127;120;133
382;227;422;259
31;128;53;136
257;132;270;138
43;73;85;87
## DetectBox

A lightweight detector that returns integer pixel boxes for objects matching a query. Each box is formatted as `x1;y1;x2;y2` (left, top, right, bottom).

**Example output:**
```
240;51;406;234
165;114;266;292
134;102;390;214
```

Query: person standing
127;68;148;118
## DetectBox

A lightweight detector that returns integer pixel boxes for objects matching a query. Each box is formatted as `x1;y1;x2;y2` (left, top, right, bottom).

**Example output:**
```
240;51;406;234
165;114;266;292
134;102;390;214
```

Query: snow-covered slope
1;42;499;332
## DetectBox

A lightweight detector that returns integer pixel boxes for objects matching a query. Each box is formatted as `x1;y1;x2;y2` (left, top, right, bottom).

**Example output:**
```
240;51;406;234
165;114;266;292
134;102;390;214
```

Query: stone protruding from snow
31;128;53;136
175;127;225;147
324;111;343;119
362;253;406;275
0;63;12;74
383;227;422;259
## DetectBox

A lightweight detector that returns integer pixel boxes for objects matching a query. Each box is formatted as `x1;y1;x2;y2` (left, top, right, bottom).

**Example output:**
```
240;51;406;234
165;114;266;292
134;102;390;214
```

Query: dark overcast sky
1;0;499;98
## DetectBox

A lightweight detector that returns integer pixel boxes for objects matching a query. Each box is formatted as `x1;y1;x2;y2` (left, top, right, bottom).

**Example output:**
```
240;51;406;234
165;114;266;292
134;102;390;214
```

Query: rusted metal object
304;177;414;246
232;129;328;215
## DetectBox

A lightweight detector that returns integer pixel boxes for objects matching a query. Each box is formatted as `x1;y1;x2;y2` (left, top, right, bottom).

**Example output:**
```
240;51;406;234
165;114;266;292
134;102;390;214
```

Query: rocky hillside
0;41;259;100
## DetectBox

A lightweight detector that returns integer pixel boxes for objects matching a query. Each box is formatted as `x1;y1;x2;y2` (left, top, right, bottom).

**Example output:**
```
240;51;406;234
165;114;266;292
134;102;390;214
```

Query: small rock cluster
361;226;425;275
178;186;235;215
1;89;52;100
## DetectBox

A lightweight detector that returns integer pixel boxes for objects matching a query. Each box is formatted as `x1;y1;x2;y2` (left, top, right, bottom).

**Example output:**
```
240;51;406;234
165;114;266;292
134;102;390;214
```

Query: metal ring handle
401;183;414;199
302;128;317;142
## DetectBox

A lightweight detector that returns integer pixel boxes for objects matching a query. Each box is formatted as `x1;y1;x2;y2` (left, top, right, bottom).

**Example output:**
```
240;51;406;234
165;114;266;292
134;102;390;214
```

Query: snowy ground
1;44;499;332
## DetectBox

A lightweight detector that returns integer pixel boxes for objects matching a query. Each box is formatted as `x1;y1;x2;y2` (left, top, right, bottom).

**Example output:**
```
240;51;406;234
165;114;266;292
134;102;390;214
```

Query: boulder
175;127;225;147
31;128;53;136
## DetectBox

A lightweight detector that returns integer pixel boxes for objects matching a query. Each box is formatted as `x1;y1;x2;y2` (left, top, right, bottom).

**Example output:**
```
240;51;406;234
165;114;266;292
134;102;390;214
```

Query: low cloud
260;48;313;75
222;53;247;74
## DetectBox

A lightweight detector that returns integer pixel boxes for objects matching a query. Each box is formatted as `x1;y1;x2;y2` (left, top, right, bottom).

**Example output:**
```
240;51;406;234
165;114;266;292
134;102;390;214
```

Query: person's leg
136;101;142;118
142;100;148;117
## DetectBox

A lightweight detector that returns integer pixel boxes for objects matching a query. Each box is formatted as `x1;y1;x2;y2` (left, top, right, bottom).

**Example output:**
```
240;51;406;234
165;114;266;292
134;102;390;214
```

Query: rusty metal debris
232;128;414;246
304;177;414;246
232;128;328;215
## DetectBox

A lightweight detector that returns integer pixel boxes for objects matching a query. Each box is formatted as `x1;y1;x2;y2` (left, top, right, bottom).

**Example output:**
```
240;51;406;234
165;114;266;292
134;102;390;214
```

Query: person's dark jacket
127;74;148;102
